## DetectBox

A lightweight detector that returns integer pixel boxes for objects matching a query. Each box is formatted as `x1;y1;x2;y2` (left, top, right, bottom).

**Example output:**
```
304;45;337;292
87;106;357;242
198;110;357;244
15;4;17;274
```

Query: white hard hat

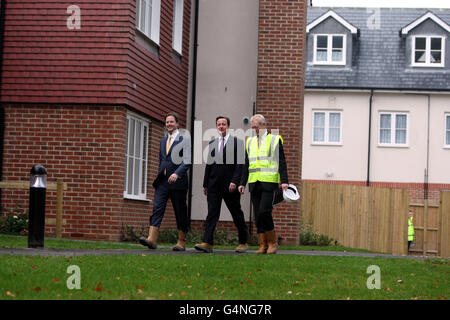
283;184;300;202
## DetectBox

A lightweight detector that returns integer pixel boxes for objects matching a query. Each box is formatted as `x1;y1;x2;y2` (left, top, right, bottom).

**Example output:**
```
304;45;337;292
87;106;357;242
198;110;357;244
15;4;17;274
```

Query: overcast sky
312;0;450;9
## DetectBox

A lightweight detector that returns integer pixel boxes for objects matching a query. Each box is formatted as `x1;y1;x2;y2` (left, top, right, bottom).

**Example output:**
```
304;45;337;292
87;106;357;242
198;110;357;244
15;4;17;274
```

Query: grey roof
305;7;450;91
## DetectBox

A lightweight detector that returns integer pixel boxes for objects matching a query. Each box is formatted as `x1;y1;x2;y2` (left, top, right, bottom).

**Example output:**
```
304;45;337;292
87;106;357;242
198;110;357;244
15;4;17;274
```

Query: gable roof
400;11;450;35
306;10;359;34
305;8;450;91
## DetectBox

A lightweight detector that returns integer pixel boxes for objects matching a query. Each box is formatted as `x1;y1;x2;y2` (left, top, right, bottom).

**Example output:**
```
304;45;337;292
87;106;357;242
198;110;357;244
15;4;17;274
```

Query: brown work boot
265;230;278;254
139;226;158;249
194;242;213;253
173;230;187;251
255;233;268;254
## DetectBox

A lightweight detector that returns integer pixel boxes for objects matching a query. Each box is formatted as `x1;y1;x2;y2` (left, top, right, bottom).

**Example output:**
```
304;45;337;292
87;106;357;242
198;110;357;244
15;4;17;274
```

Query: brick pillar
256;0;307;244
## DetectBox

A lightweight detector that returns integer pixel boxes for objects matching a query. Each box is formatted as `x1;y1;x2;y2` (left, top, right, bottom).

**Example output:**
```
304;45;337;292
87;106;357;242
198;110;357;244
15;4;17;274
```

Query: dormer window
313;34;346;65
412;36;445;67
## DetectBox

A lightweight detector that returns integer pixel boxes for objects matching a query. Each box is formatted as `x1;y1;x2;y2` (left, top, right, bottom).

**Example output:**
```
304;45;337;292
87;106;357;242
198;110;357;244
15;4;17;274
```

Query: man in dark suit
139;112;191;251
238;114;288;254
195;116;249;253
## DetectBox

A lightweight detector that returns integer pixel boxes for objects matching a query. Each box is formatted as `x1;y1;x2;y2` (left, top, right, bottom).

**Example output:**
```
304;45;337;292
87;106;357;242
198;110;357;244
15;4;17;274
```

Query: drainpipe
0;0;7;207
187;0;199;228
424;94;430;199
366;89;374;187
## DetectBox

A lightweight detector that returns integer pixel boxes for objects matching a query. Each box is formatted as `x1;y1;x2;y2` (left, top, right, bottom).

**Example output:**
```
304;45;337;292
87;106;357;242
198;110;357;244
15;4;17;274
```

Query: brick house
0;0;192;240
303;7;450;203
0;0;308;243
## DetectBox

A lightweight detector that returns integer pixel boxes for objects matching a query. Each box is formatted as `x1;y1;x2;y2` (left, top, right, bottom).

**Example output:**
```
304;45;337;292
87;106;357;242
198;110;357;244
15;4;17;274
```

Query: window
313;34;346;65
172;0;184;55
379;112;408;146
446;114;450;147
312;110;342;144
412;36;445;67
124;113;149;200
136;0;161;45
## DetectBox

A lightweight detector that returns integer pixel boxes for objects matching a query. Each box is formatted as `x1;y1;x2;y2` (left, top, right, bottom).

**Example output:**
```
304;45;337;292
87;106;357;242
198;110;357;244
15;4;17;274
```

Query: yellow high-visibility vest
408;217;414;241
246;133;282;184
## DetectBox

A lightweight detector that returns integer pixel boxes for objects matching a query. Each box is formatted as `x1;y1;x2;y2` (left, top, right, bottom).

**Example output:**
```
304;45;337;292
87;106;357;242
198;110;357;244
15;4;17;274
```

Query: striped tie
166;135;172;155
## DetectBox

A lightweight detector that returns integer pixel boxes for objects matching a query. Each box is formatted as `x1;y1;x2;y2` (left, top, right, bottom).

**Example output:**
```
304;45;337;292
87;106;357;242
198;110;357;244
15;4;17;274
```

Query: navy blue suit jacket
153;133;191;190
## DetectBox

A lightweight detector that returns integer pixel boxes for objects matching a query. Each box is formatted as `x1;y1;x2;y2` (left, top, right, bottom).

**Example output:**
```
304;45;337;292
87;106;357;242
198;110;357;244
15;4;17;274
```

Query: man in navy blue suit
139;112;191;251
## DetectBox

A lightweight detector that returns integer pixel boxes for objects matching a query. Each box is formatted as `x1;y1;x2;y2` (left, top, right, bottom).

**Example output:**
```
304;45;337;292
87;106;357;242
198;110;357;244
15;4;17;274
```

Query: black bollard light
28;165;47;248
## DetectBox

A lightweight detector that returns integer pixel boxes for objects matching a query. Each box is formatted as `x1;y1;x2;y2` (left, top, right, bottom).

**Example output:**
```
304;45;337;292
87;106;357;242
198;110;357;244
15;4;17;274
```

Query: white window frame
136;0;161;45
411;35;445;68
124;112;150;201
312;110;343;145
313;34;346;65
172;0;184;55
378;112;409;147
445;113;450;148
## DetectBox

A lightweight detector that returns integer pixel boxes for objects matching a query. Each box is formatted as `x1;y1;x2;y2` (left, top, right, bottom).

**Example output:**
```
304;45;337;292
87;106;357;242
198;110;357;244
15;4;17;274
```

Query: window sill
311;142;343;146
377;144;409;148
124;195;152;202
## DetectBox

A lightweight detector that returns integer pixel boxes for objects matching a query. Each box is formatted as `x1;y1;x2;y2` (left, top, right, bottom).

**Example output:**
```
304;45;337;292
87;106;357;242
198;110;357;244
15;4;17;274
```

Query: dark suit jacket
203;136;244;193
239;135;288;192
153;133;191;190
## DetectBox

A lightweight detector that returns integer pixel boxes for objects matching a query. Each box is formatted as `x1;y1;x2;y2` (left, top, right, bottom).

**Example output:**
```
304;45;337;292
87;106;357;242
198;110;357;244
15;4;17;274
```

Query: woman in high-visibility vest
238;114;289;254
408;210;415;250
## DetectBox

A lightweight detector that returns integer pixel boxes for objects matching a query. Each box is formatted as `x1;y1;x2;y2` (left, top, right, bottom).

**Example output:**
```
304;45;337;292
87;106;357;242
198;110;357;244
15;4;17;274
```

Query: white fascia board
306;10;358;34
401;12;450;35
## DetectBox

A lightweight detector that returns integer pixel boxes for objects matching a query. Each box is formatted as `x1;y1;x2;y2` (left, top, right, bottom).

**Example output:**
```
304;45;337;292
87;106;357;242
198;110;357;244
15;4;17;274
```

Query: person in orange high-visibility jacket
238;114;289;254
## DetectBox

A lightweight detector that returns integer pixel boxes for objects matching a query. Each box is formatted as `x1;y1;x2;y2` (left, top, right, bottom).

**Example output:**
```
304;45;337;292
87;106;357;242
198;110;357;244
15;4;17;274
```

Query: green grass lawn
0;235;448;300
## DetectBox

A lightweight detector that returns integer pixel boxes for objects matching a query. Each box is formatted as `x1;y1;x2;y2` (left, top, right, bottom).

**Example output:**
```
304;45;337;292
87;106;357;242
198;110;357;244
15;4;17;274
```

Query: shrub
299;221;337;246
0;204;28;235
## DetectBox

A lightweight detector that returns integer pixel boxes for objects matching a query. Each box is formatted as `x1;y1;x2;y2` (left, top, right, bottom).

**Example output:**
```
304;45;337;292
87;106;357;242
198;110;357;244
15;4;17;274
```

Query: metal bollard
28;165;47;248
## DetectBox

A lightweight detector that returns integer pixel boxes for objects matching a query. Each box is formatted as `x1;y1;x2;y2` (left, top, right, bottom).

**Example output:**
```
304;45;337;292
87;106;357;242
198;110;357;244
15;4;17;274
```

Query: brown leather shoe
235;243;248;253
194;242;213;253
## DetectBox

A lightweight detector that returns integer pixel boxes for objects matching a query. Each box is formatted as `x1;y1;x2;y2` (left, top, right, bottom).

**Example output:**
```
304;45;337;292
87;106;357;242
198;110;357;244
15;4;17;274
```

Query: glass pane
415;51;426;63
127;158;134;194
380;114;391;129
140;0;147;31
430;51;441;63
415;37;426;50
332;50;342;62
135;121;142;159
447;115;450;130
313;128;324;142
136;0;141;28
431;38;441;50
396;129;406;144
329;113;341;127
316;49;327;61
447;131;450;146
314;112;325;127
317;36;328;48
332;36;343;49
134;159;140;196
380;129;391;143
329;128;340;142
129;119;135;156
395;114;407;130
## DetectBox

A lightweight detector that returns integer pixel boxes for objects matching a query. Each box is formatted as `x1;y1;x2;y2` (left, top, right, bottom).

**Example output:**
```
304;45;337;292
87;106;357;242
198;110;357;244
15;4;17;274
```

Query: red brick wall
256;0;307;244
1;0;191;125
1;103;178;241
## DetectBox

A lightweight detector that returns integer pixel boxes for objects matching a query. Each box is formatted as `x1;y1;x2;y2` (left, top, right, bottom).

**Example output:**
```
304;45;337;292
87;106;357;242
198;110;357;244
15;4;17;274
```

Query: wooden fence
302;182;450;257
0;180;67;238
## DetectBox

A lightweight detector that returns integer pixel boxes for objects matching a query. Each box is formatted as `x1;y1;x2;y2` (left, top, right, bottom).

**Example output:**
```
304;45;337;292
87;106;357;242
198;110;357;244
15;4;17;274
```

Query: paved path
0;247;443;259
